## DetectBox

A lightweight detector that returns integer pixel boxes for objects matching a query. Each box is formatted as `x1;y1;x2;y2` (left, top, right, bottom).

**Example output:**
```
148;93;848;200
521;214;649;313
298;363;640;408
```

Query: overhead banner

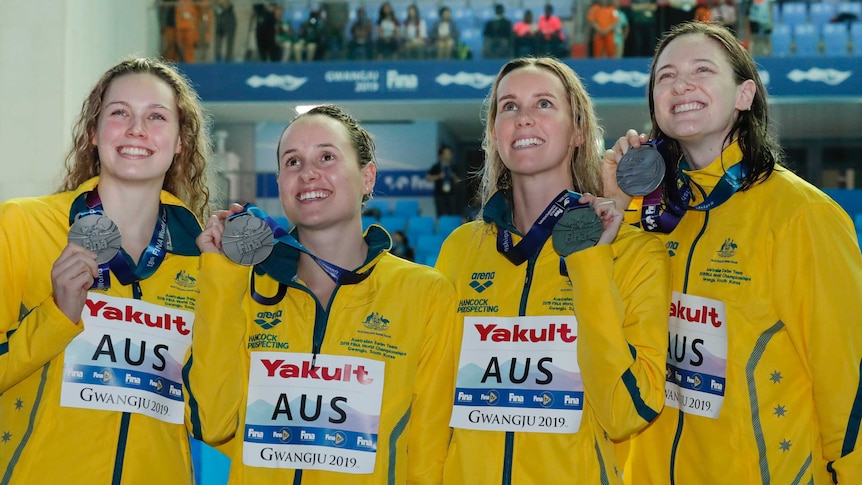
181;58;862;103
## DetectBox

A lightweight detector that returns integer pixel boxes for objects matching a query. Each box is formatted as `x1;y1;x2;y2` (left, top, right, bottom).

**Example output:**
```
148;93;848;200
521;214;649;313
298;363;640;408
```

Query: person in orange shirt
588;0;621;58
175;0;211;62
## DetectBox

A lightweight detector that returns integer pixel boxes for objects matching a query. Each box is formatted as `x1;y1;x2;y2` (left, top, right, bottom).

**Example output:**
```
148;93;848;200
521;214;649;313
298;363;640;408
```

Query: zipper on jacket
111;281;143;483
671;198;709;482
501;256;539;484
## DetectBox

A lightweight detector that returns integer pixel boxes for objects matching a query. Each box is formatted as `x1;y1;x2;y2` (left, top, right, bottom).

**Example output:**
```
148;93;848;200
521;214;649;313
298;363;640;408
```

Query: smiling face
652;33;755;152
277;114;376;231
91;73;181;187
492;66;582;186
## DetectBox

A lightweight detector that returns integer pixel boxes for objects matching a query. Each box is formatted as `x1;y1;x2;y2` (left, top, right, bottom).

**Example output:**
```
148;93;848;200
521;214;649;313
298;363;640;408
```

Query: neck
510;177;571;234
680;136;732;170
296;224;369;272
96;179;163;262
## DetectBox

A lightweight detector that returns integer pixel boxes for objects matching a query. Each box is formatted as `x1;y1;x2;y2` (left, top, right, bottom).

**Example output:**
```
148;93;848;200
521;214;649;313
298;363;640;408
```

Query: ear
362;162;377;195
570;126;585;149
735;79;756;112
174;136;182;155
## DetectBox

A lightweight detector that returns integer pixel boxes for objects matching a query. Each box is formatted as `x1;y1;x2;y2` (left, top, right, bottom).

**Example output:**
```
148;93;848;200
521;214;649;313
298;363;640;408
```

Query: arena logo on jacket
61;294;194;424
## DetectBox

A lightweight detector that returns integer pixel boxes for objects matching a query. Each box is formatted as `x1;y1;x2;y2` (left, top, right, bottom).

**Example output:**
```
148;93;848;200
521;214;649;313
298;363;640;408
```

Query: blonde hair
478;57;603;211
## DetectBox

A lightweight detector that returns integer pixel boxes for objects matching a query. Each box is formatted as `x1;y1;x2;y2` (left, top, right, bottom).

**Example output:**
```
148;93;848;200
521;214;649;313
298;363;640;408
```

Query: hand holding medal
67;213;122;264
616;141;666;197
200;203;275;266
551;194;622;256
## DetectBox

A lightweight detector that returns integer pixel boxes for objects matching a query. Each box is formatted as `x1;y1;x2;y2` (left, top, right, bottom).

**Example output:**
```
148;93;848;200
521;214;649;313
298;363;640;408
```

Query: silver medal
552;206;603;256
68;214;122;264
616;145;666;197
222;213;275;265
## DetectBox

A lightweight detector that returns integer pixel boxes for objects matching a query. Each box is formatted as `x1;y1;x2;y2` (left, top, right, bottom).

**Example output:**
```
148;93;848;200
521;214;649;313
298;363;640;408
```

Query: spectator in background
376;2;401;60
695;0;712;22
349;6;374;60
277;17;298;61
403;4;429;59
294;9;326;61
160;0;179;62
626;0;658;57
747;0;774;56
615;1;630;57
513;9;539;56
253;2;281;61
430;6;460;59
213;0;237;62
176;0;210;63
426;144;462;217
537;3;566;57
483;3;514;59
710;0;737;33
391;231;415;261
588;0;621;58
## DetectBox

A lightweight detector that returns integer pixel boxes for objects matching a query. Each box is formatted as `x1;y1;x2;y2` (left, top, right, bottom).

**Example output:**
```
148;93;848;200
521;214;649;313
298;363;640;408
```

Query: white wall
0;0;157;201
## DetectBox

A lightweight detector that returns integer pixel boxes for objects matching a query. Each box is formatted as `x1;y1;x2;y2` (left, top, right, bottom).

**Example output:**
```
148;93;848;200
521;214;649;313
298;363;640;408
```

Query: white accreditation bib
61;294;193;424
450;316;583;434
664;291;728;419
242;352;385;474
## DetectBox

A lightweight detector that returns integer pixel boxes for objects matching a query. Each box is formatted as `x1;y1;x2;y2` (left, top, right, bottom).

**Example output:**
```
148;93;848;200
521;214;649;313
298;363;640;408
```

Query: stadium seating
392;199;421;217
364;198;391;218
837;1;862;19
414;234;447;266
793;24;820;56
822;23;850;56
809;2;836;26
406;215;436;242
436;215;464;237
781;2;809;27
771;24;793;57
852;22;862;55
379;215;408;234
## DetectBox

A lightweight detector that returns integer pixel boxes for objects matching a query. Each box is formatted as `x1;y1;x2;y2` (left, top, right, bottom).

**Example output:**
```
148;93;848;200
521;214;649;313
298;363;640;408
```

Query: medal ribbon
641;159;747;233
237;204;371;286
81;189;169;290
495;190;587;266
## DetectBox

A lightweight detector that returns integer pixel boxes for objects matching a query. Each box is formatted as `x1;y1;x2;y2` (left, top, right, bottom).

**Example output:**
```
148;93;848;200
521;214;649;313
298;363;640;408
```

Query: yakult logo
260;359;374;384
670;300;723;328
85;298;190;336
475;323;576;343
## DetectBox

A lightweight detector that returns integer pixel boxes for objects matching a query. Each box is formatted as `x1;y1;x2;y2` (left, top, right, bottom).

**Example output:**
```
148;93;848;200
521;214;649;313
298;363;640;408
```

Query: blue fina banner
180;57;862;103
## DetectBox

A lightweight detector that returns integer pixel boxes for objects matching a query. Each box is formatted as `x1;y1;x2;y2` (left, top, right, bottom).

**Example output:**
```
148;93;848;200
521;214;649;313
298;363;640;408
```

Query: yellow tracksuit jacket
436;191;671;484
184;226;457;484
624;142;862;484
0;177;202;484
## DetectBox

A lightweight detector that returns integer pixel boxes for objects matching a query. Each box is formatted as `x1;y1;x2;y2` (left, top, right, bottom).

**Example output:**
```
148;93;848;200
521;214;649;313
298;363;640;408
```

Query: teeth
513;137;543;149
674;102;703;114
299;191;329;201
119;146;151;156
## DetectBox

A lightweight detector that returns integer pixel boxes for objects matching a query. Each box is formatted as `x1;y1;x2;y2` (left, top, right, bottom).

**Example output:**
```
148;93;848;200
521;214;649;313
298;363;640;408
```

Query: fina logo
246;74;308;91
787;68;851;86
592;69;649;88
435;71;495;90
